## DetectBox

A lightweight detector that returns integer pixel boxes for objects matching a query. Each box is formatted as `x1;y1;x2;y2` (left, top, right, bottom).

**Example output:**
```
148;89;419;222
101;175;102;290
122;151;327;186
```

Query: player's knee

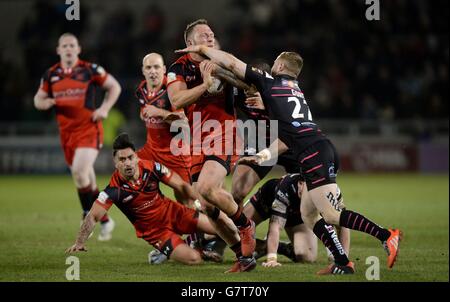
295;252;317;263
71;167;90;186
321;211;340;225
183;250;202;265
197;183;215;202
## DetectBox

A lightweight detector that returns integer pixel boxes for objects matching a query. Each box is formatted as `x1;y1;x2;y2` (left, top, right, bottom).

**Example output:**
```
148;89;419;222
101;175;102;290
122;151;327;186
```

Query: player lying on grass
175;45;402;275
205;174;350;266
66;133;237;265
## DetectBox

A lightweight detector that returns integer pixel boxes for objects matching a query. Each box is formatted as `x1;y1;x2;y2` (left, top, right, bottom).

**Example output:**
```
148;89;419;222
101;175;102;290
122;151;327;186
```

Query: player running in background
34;33;121;241
175;45;402;275
167;19;256;272
66;133;220;265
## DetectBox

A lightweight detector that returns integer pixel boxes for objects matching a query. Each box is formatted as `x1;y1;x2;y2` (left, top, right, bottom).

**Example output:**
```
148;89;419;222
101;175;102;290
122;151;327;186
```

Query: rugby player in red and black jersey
135;53;192;185
66;133;224;265
176;45;402;275
34;33;121;241
167;19;256;272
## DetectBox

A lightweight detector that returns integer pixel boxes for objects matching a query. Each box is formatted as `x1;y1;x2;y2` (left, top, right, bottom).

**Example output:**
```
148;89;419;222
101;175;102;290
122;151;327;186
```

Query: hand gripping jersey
167;54;237;155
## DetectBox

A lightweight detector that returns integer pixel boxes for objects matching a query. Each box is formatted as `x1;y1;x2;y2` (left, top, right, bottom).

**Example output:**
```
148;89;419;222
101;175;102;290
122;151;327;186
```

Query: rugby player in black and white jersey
175;45;402;275
245;173;349;267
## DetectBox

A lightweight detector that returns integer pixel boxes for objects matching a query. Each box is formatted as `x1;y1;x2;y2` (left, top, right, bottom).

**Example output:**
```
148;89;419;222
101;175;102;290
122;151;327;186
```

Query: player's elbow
33;96;44;111
110;81;122;96
170;97;184;110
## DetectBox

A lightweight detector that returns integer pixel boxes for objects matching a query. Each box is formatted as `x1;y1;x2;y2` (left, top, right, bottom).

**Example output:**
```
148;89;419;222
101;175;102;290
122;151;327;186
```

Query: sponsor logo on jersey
328;164;337;178
251;67;264;75
53;88;87;100
185;75;196;82
123;194;134;203
96;65;106;75
264;72;274;79
98;191;109;204
167;72;177;83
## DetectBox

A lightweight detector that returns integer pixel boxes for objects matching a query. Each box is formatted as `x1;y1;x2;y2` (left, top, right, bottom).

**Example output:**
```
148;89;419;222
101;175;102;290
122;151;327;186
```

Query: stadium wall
0;134;447;175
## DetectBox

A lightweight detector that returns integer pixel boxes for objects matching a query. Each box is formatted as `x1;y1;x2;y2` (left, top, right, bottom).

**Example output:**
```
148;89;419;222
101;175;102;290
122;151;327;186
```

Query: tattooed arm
65;203;107;253
262;214;286;268
212;64;256;93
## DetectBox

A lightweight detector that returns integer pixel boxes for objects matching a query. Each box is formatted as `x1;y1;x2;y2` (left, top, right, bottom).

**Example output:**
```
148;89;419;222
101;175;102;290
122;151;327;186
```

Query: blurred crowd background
0;0;448;123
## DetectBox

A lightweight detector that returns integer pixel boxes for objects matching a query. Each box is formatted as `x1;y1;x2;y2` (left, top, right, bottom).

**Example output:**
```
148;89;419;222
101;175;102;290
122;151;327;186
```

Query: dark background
0;0;448;124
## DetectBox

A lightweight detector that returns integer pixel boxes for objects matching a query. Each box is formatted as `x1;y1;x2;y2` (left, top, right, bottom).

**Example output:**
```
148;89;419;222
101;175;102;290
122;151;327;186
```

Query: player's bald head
58;33;79;46
142;53;166;88
142;53;164;66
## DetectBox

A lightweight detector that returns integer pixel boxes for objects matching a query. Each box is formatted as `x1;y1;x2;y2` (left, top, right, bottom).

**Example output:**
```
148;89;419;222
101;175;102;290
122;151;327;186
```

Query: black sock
207;207;221;221
230;242;242;258
254;239;267;260
313;218;349;266
77;186;94;217
204;237;227;256
339;210;390;242
229;208;249;228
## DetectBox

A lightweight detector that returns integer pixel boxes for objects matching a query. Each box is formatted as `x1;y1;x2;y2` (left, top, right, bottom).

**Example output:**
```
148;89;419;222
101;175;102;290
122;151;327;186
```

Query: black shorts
191;154;238;183
249;179;277;220
249;179;303;227
240;149;301;180
298;139;339;191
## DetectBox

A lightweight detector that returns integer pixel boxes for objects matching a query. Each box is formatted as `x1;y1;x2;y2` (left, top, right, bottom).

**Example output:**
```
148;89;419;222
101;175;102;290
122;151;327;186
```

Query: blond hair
279;52;303;77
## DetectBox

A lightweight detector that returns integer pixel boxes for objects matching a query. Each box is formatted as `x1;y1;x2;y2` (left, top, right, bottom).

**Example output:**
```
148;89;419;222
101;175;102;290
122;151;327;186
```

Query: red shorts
142;199;199;257
137;146;192;183
190;153;239;183
59;124;103;166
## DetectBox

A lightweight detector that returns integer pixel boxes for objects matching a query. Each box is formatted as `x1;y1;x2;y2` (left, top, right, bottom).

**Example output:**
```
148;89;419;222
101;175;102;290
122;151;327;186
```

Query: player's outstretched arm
65;203;107;253
33;89;55;111
164;172;199;208
92;74;122;122
238;138;289;166
262;217;284;268
212;64;253;91
175;45;247;80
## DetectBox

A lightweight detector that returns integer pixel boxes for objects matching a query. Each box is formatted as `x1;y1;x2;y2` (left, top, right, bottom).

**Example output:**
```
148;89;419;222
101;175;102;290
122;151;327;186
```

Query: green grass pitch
0;172;448;282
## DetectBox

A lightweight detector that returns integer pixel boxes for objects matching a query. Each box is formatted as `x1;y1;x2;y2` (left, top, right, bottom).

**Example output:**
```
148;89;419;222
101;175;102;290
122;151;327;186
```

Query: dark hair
184;19;208;44
113;133;135;156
